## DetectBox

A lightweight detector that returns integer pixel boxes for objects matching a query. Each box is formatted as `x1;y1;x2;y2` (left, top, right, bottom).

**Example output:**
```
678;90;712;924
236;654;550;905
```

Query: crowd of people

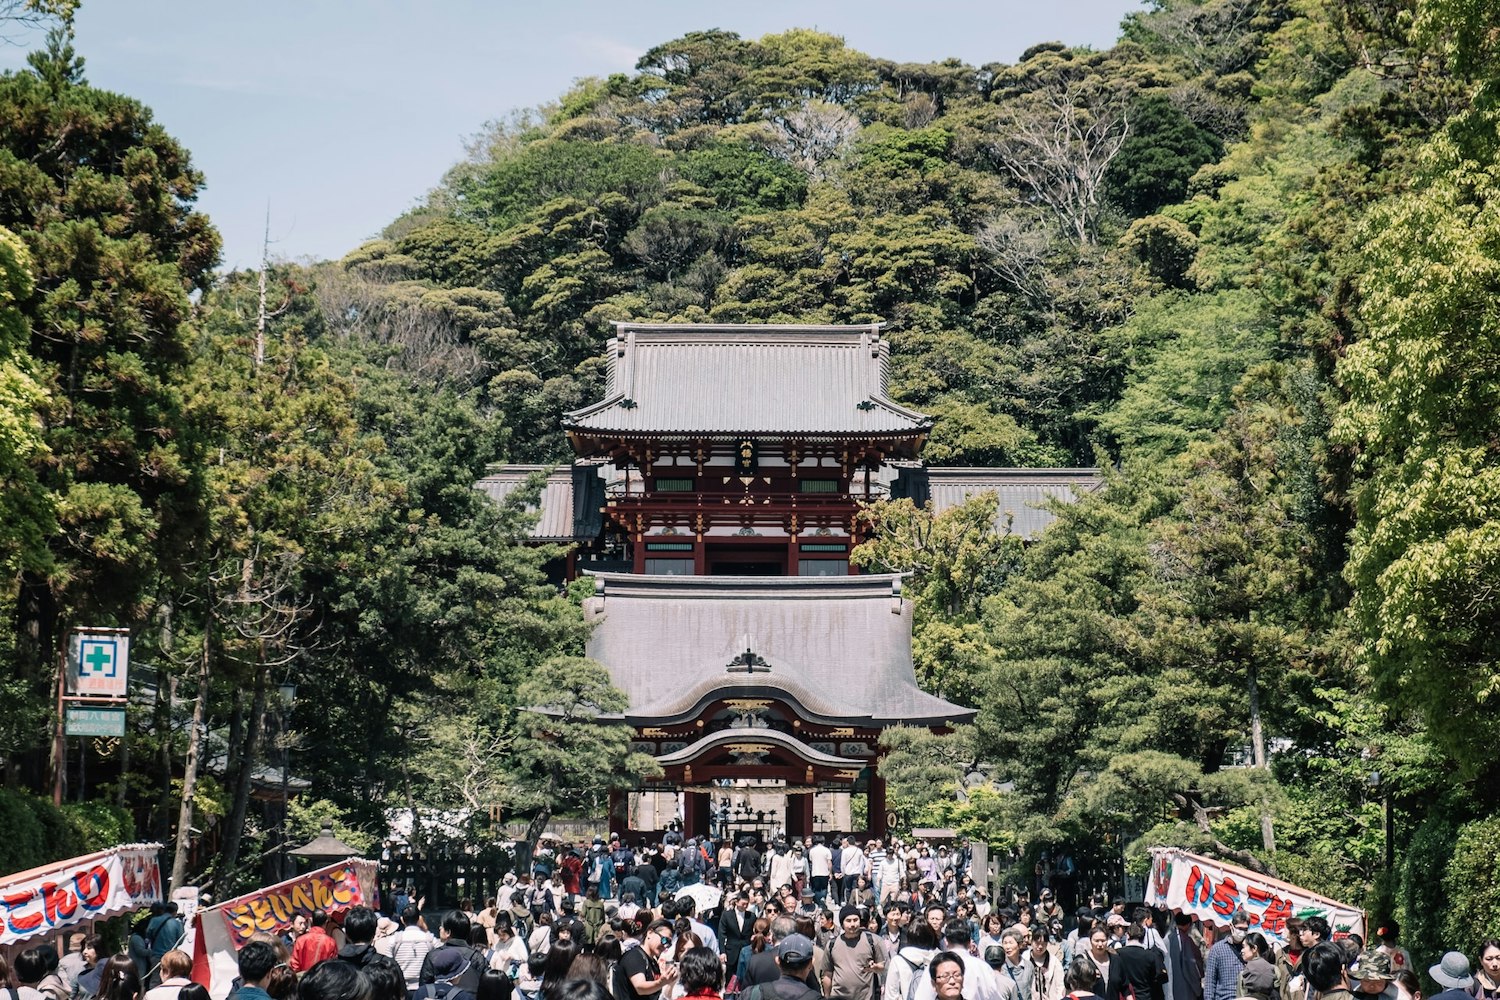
5;832;1499;1000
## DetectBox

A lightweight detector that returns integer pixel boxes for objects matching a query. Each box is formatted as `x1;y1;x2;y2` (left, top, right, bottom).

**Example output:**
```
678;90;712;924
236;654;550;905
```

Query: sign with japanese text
67;629;130;698
0;845;162;946
65;707;126;738
218;860;377;947
1146;848;1364;945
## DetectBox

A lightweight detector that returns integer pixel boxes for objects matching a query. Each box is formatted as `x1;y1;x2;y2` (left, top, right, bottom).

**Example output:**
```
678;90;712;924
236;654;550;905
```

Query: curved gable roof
563;323;932;438
583;572;974;726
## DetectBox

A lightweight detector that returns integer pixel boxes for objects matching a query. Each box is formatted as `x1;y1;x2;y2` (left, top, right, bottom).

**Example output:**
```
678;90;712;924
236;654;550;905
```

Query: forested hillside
2;0;1499;957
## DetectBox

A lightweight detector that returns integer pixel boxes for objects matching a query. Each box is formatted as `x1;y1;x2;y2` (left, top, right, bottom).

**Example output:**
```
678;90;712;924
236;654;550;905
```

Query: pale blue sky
0;1;1144;271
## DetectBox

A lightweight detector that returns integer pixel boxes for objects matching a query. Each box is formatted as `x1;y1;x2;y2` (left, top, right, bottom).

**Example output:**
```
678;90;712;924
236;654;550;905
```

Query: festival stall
0;844;163;960
190;859;378;999
1145;847;1365;945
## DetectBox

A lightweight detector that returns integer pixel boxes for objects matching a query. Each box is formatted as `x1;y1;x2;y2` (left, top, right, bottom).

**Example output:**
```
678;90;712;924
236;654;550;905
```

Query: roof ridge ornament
726;636;771;674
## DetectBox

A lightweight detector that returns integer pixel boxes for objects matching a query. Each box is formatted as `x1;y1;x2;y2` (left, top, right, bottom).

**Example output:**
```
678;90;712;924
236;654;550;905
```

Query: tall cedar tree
0;29;217;785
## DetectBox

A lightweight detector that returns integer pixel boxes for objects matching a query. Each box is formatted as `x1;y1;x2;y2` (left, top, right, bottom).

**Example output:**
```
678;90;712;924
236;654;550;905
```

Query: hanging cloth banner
191;859;377;1000
214;859;376;946
0;844;163;947
1145;847;1364;945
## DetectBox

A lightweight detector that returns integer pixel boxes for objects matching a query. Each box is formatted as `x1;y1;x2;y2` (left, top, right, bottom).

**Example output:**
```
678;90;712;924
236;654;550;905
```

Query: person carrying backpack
419;948;476;1000
820;907;883;1000
884;923;939;1000
420;912;486;999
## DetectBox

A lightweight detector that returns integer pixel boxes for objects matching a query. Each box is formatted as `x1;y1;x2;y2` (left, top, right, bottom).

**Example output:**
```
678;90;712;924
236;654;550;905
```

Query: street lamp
1368;771;1394;872
278;682;297;880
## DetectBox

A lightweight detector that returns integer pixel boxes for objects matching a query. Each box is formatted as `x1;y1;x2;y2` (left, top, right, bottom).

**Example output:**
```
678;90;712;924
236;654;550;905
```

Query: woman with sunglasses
615;921;679;1000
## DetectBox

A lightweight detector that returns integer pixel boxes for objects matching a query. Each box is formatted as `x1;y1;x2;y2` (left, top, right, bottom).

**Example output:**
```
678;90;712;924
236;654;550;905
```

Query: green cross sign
70;630;129;696
82;641;115;675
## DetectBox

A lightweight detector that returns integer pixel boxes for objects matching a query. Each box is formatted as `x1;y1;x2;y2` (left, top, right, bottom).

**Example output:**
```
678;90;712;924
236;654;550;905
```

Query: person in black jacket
1107;924;1166;1000
420;912;487;996
721;895;755;965
336;907;382;970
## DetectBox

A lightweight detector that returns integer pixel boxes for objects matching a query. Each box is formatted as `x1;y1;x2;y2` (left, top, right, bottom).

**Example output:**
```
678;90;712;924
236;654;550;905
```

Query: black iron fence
379;853;515;912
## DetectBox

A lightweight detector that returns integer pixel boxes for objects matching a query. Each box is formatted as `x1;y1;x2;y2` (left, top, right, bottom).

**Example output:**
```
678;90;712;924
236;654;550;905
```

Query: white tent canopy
0;844;163;948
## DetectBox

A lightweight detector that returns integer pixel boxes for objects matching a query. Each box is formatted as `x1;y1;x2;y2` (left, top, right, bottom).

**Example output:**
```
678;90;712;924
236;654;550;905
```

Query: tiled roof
582;572;974;726
922;467;1103;539
475;465;578;541
563;323;932;437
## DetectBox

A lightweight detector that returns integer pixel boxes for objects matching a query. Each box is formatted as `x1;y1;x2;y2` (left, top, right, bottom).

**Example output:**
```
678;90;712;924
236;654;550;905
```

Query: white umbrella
675;883;723;913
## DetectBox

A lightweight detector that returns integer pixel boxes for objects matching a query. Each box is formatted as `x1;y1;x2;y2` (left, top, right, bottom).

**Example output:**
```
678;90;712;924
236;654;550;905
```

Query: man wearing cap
742;934;824;1000
1349;949;1399;1000
822;906;884;1000
1428;952;1476;1000
746;917;800;990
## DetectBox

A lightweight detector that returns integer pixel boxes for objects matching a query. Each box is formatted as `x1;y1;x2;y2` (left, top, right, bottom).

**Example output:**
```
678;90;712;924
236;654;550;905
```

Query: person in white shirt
841;838;868;907
809;839;834;906
886;921;940;1000
911;920;1014;1000
497;874;519;912
57;933;87;994
488;913;529;976
391;905;438;995
876;854;905;910
769;847;796;894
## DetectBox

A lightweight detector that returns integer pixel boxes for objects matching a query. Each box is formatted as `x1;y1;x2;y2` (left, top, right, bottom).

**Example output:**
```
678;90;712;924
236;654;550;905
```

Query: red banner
1145;848;1364;944
219;863;368;947
0;845;162;947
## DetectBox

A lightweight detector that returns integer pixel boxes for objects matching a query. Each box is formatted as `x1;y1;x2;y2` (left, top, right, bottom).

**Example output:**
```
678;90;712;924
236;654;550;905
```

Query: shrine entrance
706;544;788;576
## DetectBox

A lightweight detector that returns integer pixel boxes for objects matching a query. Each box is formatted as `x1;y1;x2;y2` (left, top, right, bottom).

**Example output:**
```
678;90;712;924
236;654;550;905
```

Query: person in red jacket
560;848;584;896
291;910;340;973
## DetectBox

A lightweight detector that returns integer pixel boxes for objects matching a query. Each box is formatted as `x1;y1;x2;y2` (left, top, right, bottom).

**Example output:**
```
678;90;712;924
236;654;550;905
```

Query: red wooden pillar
609;787;628;839
867;771;887;840
685;791;711;839
787;792;815;838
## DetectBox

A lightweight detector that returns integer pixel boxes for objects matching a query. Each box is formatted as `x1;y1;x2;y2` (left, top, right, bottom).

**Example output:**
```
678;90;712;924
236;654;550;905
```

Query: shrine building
479;322;1100;842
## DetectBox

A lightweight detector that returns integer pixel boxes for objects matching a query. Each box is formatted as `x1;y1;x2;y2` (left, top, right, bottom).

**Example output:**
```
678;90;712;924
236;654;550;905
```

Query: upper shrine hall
479;322;1100;841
